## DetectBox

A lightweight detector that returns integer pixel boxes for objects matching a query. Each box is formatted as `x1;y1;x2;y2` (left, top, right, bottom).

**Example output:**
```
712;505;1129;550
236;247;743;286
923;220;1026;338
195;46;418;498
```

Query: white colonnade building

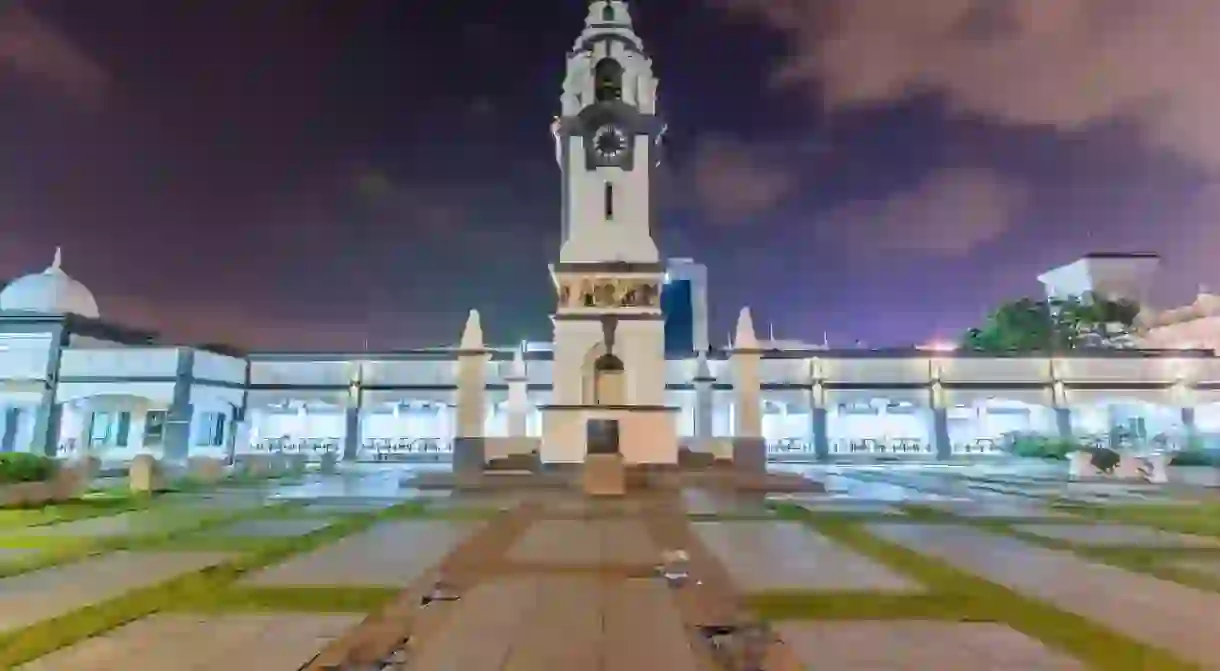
3;2;1220;466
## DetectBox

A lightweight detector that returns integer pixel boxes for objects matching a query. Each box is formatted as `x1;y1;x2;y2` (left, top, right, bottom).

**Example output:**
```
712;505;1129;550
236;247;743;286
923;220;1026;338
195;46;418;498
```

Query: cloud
818;167;1026;257
0;1;108;107
687;136;796;225
713;0;1220;171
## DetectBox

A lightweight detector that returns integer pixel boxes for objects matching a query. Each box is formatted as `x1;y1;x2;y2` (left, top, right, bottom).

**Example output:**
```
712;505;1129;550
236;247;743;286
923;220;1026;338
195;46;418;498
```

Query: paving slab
298;499;399;514
682;489;765;515
209;517;335;538
243;520;480;587
775;621;1085;670
868;523;1220;669
7;509;202;540
766;494;902;515
1170;558;1220;580
1014;522;1220;548
508;519;658;566
0;547;42;565
929;501;1074;519
0;551;234;633
18;613;362;671
693;521;920;593
406;576;705;671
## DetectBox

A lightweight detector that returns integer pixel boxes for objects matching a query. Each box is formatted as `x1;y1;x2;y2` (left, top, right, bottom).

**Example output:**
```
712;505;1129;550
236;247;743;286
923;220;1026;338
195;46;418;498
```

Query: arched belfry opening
582;315;627;406
602;4;615;21
594;58;624;102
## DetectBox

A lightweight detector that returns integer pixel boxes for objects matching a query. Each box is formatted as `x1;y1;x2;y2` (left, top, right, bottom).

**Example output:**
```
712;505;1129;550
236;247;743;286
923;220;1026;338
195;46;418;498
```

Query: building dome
0;248;100;318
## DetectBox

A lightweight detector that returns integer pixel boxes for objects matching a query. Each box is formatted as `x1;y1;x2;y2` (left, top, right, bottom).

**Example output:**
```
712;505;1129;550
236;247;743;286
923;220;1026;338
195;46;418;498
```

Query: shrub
1009;435;1078;460
0;453;57;484
1169;449;1219;467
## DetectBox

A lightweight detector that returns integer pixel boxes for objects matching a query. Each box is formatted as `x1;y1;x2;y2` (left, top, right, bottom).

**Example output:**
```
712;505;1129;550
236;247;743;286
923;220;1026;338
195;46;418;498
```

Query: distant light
920;342;957;352
663;272;671;283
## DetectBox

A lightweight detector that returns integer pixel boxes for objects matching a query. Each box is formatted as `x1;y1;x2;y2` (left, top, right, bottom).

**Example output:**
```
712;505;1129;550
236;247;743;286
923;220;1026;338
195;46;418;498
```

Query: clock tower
542;0;677;465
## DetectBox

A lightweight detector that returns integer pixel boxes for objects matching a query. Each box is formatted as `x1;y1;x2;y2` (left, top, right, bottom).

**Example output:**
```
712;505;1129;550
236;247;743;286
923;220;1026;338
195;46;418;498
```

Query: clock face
592;124;628;161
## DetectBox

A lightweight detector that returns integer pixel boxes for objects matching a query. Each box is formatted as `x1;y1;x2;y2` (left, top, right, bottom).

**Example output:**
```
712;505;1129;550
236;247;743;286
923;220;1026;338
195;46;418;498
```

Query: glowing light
919;342;956;352
663;272;671;283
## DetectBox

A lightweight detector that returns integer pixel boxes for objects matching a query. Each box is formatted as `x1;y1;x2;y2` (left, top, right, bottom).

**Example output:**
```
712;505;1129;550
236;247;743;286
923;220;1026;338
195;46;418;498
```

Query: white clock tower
541;0;677;466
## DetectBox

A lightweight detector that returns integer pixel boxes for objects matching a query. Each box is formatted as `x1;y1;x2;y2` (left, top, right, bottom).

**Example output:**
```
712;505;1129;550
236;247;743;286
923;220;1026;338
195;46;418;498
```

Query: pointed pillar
454;310;488;480
730;307;765;474
506;347;528;437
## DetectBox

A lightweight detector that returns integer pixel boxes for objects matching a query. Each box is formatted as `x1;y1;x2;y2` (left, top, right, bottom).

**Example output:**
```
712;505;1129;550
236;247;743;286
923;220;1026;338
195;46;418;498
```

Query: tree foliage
961;292;1141;352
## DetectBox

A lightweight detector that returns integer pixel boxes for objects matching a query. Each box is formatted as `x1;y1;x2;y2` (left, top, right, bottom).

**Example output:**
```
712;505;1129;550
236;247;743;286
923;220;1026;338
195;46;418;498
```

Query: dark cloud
685;136;797;225
713;0;1220;172
0;2;108;107
819;167;1027;257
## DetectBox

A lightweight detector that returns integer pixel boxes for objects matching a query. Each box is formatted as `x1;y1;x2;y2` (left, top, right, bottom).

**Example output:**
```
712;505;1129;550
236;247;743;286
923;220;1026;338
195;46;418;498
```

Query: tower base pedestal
583;453;626;496
540;404;679;465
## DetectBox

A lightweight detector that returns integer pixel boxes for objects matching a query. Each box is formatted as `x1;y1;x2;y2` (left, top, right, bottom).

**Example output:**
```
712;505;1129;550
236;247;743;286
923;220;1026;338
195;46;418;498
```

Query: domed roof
0;248;99;319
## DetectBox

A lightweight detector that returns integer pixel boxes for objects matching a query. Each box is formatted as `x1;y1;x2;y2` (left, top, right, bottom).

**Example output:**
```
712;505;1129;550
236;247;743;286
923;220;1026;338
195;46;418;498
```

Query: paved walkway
10;465;1220;669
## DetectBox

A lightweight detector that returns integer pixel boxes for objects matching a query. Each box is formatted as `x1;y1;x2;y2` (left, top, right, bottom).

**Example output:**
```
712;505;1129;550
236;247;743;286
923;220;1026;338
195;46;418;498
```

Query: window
195;412;227;447
602;4;614;21
143;411;166;446
87;411;131;447
604;182;614;220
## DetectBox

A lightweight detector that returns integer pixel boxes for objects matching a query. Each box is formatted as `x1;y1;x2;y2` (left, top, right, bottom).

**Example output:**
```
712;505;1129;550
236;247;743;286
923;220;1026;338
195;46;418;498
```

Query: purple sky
1;0;1218;351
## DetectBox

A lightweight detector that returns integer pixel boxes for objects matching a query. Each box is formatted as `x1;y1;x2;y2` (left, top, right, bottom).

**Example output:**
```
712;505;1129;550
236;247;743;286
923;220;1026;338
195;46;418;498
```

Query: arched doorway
592;352;625;405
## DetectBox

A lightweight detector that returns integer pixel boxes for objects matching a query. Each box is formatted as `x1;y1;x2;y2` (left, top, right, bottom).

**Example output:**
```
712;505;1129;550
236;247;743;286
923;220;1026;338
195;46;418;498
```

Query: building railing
359;437;452;462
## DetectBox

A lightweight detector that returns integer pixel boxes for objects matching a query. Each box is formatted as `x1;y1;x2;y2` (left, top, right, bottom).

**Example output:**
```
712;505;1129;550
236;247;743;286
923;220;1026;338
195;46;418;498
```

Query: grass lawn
768;504;1198;671
1057;500;1220;538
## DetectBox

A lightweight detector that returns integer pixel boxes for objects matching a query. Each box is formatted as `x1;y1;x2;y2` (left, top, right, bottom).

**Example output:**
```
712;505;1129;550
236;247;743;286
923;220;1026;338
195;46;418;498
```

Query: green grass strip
1058;501;1220;538
748;591;972;621
189;586;402;614
774;504;1198;671
0;493;153;531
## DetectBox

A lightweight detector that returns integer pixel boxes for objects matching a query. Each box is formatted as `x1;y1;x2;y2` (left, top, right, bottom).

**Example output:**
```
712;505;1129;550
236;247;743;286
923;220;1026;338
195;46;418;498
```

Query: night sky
2;0;1217;351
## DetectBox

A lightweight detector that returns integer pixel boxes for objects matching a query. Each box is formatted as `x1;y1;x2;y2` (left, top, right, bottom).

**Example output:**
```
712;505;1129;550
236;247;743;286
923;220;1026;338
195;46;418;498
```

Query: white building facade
3;2;1220;464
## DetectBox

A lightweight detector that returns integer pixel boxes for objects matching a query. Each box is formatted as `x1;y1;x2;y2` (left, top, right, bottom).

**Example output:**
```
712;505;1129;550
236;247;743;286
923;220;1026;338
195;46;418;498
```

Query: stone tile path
243;520;481;587
681;488;765;515
299;499;399;514
868;523;1220;669
693;521;920;593
7;510;197;540
406;576;708;671
775;621;1085;670
766;494;902;515
1014;523;1220;548
0;551;234;633
209;517;335;538
0;547;42;564
507;519;658;566
929;501;1073;519
1170;558;1220;580
18;613;362;671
